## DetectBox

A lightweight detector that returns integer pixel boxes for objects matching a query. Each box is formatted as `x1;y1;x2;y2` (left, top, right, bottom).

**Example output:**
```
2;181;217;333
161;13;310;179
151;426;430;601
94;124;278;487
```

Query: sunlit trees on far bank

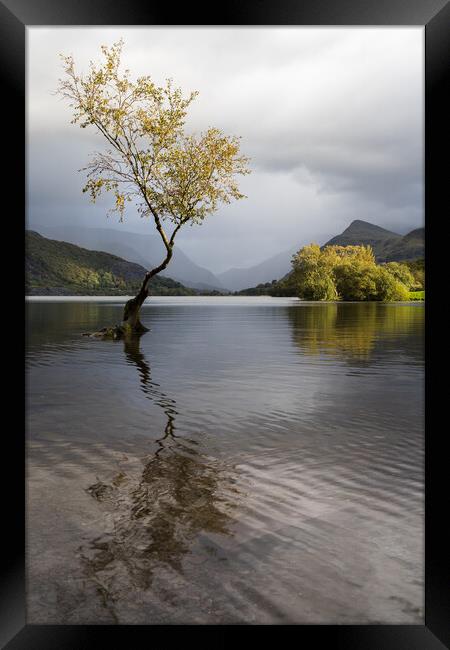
291;244;413;301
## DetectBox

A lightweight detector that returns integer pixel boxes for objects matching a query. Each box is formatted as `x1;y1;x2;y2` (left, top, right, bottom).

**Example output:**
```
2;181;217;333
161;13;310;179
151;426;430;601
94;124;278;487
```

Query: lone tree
57;40;250;335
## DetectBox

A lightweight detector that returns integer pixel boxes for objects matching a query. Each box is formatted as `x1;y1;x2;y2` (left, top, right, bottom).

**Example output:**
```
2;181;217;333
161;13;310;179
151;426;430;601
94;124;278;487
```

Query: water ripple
27;298;424;624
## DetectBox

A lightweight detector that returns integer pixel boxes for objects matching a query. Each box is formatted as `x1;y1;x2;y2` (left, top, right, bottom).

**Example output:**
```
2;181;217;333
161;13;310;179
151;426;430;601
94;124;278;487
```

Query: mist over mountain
34;224;224;292
217;247;298;292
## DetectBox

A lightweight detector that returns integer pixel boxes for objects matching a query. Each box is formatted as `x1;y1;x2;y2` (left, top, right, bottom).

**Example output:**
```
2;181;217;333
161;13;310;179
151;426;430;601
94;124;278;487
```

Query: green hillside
382;227;425;262
26;231;196;296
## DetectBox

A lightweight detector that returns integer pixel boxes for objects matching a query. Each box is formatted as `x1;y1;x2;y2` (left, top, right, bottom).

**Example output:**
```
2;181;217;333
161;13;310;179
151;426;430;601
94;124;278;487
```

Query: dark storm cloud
27;27;423;272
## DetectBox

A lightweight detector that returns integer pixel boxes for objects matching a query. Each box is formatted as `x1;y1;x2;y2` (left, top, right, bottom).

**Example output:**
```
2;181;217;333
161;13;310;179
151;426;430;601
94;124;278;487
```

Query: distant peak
343;220;400;237
348;219;371;227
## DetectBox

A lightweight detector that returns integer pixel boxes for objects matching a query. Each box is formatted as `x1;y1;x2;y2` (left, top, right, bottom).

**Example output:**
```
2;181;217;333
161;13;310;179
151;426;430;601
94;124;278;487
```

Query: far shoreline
25;295;424;303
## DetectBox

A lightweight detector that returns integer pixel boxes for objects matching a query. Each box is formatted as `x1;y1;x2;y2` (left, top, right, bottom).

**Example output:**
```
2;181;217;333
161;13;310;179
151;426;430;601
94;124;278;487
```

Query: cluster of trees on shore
238;245;424;301
291;244;417;301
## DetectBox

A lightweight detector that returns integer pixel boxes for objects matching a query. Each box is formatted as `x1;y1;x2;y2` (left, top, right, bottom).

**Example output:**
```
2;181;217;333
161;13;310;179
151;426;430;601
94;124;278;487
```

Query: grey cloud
27;27;424;272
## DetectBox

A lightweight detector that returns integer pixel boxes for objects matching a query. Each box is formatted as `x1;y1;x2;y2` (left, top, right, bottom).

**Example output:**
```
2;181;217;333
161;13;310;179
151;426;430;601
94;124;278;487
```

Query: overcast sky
27;27;424;273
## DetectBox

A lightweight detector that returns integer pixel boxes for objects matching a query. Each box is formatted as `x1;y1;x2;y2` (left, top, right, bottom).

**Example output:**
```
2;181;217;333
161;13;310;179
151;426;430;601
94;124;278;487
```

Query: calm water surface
26;297;424;624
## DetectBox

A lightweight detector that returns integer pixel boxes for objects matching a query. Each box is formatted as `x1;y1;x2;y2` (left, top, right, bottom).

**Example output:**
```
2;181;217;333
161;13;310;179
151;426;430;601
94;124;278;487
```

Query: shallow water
26;297;424;624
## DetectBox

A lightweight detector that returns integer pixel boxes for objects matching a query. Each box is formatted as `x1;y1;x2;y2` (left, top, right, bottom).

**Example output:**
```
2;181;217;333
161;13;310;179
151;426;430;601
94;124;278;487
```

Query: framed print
1;0;449;647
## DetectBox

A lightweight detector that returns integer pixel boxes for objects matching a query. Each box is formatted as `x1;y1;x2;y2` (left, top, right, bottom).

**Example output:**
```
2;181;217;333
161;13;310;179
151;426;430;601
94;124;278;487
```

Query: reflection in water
123;335;179;450
81;334;236;620
27;299;424;624
287;302;424;363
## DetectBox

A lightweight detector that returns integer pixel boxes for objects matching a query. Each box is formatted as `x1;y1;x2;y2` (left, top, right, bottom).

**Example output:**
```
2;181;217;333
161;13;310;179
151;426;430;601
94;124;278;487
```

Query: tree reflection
81;334;236;619
123;334;179;451
287;302;424;363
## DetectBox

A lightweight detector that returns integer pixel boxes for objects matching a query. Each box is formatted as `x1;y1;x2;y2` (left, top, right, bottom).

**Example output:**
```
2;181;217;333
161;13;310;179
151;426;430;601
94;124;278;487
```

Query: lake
26;297;424;624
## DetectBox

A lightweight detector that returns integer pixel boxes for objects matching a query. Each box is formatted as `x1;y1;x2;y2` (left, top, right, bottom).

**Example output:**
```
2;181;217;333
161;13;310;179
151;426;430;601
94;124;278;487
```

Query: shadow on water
286;302;424;365
80;333;236;621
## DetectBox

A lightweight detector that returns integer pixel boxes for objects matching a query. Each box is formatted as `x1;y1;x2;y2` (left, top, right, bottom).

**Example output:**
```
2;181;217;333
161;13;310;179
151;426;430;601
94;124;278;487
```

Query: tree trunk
82;282;150;339
121;243;174;334
83;247;173;340
122;287;150;333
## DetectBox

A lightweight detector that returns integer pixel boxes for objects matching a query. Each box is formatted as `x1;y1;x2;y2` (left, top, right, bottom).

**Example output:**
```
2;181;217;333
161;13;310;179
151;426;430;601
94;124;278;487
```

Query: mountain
218;220;424;291
325;219;401;246
33;224;224;292
30;219;424;296
383;227;424;262
234;220;424;295
217;246;298;292
323;220;424;262
25;231;196;296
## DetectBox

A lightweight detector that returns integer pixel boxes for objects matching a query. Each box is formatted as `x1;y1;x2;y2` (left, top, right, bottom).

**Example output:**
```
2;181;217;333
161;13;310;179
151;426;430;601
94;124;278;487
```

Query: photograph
25;26;425;625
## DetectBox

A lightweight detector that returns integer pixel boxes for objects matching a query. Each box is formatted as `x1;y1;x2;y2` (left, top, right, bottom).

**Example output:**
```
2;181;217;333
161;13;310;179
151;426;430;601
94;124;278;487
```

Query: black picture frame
2;0;448;647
